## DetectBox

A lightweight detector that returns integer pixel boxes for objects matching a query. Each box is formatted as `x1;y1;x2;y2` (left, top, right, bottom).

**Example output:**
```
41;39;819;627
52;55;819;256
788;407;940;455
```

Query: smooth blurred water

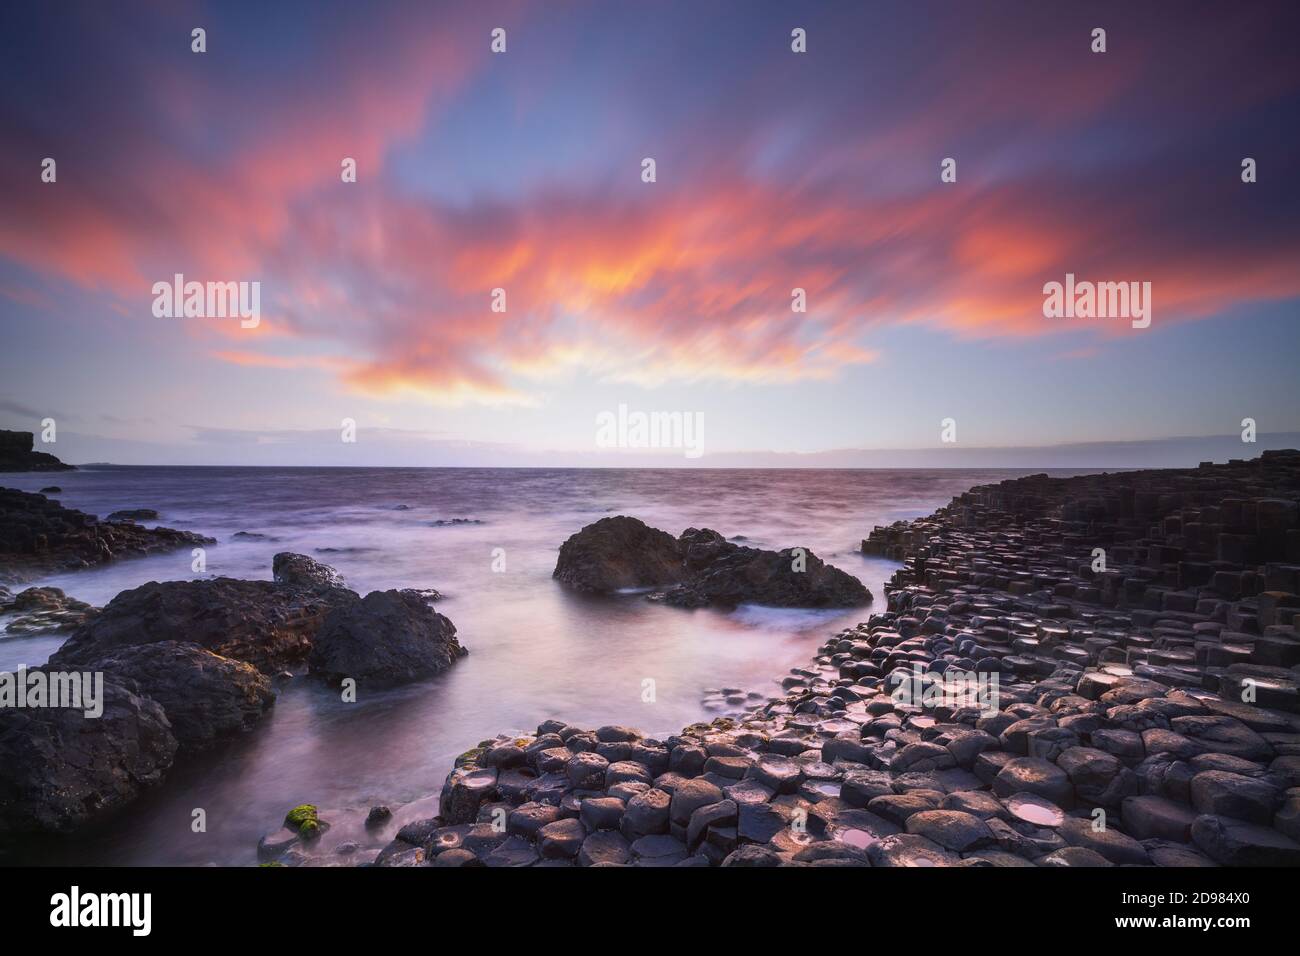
0;465;1070;865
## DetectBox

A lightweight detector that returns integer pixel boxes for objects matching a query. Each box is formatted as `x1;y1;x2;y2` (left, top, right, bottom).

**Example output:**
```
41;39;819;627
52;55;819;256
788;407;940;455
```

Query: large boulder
0;674;177;838
553;516;870;609
51;573;357;675
84;641;275;753
553;516;683;592
308;589;465;687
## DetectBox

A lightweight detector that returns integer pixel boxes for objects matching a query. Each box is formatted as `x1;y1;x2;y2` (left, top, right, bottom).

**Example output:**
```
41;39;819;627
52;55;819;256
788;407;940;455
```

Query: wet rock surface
1;586;98;636
0;486;212;583
83;641;276;753
4;552;466;842
390;451;1300;866
51;573;356;675
554;515;870;609
308;588;466;687
0;676;177;838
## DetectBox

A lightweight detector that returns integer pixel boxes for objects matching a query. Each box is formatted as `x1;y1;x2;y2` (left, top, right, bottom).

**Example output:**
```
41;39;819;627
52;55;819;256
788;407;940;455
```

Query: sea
0;465;1090;864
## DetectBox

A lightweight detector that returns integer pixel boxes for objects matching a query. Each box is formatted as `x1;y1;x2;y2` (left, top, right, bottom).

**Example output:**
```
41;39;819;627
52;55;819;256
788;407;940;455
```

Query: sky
1;0;1298;467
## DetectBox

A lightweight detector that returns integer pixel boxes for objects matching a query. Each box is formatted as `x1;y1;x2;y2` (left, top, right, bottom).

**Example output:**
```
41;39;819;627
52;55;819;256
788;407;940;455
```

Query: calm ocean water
0;465;1087;865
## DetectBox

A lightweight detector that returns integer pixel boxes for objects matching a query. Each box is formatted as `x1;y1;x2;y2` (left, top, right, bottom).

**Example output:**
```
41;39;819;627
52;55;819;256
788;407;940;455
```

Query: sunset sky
1;0;1298;466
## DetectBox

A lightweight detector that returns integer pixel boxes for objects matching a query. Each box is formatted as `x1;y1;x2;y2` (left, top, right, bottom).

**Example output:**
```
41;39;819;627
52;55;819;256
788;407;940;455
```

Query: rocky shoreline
5;453;1300;867
0;544;464;841
0;486;213;586
0;429;73;473
349;450;1300;867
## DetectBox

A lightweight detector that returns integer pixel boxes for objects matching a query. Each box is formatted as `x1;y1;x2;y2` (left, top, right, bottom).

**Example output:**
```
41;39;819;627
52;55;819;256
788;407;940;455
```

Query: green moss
455;747;487;768
284;804;319;832
258;862;284;867
298;818;322;841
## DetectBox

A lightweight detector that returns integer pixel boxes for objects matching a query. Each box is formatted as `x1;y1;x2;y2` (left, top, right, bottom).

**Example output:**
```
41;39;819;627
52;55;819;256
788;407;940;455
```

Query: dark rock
1057;816;1150;865
272;551;347;589
308;589;465;687
1191;814;1300;866
1189;770;1279;824
904;810;995;852
579;796;625;831
721;844;784;867
0;487;211;580
630;833;688;865
431;848;480;867
0;676;177;837
537;818;586;858
686;799;738;849
566;752;609;790
439;767;498;824
53;575;354;675
1121;795;1199;842
867;833;962;867
553;515;870;609
106;509;158;523
580;830;631;866
993;757;1074;807
1038;846;1113;867
552;516;683;592
738;801;791;843
1;587;97;635
0;431;73;472
484;835;539;867
84;640;275;752
622;788;671;837
669;777;725;825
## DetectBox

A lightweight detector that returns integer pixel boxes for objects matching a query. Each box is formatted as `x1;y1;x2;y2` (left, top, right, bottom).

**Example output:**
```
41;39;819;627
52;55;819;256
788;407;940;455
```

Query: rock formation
386;451;1300;867
308;589;466;687
554;516;870;609
0;487;212;582
0;430;74;472
3;553;462;840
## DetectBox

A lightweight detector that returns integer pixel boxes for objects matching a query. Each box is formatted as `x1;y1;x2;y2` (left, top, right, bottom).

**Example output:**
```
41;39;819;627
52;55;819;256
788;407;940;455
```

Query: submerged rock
1;586;98;635
106;508;158;523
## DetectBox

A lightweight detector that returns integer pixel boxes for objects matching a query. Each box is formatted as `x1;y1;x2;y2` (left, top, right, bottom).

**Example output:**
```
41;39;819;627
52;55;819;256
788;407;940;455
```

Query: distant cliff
0;430;75;471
